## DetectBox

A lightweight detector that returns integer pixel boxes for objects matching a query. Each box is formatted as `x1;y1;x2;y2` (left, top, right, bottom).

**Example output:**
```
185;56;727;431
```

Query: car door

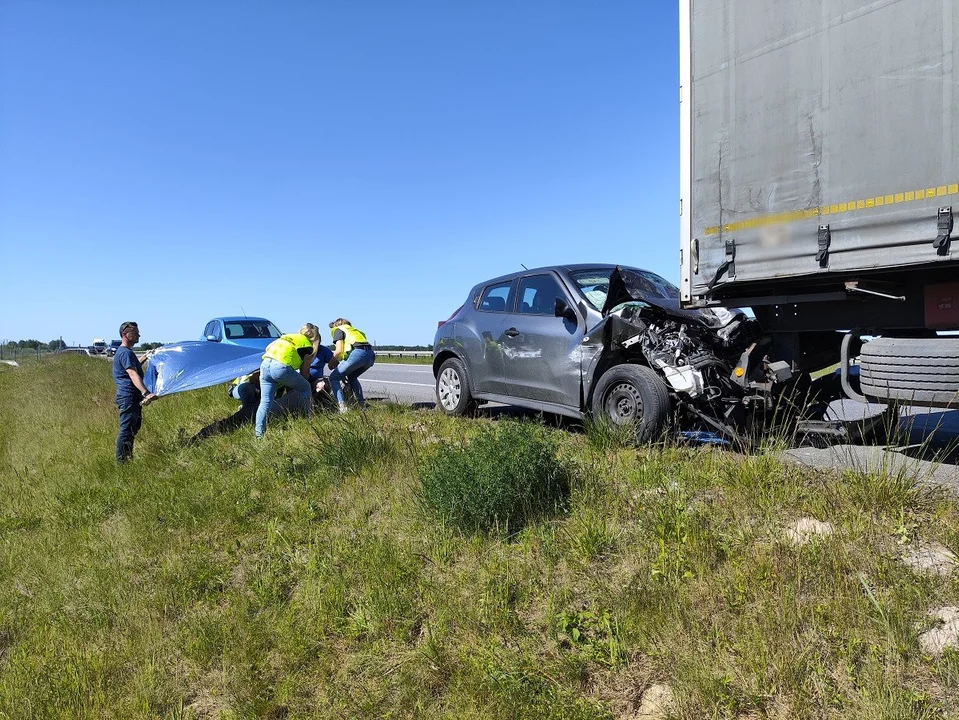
500;272;584;409
468;279;516;395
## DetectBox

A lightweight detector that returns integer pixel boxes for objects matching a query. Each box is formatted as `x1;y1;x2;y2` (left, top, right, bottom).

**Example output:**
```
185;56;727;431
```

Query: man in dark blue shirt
112;321;156;461
309;344;336;410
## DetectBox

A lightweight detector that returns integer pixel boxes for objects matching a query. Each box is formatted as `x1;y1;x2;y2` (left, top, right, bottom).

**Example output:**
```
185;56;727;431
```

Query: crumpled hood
601;266;743;329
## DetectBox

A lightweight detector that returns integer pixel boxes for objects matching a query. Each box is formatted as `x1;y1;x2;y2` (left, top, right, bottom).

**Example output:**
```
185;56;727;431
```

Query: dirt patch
633;684;676;719
784;517;834;545
919;606;959;656
899;541;958;576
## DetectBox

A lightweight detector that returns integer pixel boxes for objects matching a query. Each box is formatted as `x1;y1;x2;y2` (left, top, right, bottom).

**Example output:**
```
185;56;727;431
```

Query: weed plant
1;357;958;718
417;421;571;535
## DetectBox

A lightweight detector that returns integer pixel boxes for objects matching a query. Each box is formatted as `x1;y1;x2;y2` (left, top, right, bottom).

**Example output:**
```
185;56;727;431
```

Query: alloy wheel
438;367;462;411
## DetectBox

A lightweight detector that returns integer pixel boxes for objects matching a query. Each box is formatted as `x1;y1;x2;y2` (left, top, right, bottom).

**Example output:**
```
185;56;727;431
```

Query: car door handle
505;328;520;337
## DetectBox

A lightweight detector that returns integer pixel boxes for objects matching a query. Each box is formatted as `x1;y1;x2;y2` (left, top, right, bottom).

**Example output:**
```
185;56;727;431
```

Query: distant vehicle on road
60;347;92;356
201;317;282;352
107;340;122;357
91;338;107;355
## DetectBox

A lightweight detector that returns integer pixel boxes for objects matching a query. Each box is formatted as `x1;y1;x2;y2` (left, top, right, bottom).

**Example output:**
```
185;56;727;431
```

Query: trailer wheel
860;337;959;407
591;364;671;444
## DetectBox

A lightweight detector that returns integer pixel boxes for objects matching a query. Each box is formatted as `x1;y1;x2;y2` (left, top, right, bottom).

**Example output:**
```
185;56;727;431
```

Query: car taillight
438;305;464;329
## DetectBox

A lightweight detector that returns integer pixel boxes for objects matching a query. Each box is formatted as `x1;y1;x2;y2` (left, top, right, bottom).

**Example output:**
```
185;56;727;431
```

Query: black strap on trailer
706;238;736;291
816;224;831;268
934;207;953;256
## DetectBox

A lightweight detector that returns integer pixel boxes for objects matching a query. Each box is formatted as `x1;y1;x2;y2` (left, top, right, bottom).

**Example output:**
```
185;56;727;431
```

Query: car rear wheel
590;364;671;443
436;357;476;416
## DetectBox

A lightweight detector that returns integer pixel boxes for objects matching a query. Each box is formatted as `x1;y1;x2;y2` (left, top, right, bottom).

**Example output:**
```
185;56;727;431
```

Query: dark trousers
116;399;143;462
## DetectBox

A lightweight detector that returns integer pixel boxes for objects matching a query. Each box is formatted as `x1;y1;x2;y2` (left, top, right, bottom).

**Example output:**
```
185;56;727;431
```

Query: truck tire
435;357;477;416
590;364;671;444
859;337;959;407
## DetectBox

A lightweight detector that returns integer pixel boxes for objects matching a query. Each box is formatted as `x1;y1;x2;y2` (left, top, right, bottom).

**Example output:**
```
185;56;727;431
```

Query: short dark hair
119;321;139;336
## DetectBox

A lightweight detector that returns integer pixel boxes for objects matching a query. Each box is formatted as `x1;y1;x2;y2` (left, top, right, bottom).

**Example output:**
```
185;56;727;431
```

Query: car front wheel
590;364;671;444
436;357;476;416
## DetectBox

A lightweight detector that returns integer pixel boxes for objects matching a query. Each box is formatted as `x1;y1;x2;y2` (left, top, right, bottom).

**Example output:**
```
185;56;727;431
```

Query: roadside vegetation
1;356;958;718
373;354;432;366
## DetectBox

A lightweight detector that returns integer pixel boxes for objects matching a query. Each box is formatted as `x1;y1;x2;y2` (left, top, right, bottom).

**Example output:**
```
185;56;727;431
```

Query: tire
436;357;476;416
860;337;959;407
590;364;671;444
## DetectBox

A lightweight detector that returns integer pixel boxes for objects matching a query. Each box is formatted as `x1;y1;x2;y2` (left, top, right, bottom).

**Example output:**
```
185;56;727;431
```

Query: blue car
201;317;282;352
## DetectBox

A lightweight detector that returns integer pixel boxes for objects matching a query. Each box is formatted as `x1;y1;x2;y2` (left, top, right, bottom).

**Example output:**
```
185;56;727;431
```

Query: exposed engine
600;300;797;439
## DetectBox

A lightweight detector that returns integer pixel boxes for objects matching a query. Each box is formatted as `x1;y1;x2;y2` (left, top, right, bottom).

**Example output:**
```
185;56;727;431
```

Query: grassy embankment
372;354;432;366
1;357;958;719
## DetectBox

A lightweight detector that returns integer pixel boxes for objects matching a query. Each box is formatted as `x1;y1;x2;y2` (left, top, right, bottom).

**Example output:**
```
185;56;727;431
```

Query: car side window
212;322;223;342
477;281;513;313
203;322;214;338
517;274;566;315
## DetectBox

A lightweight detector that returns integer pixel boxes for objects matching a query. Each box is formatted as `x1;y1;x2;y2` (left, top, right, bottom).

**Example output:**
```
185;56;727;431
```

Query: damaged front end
585;267;809;443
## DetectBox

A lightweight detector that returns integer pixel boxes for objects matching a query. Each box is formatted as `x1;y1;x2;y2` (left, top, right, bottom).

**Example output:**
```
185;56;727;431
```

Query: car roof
472;263;635;289
211;316;274;323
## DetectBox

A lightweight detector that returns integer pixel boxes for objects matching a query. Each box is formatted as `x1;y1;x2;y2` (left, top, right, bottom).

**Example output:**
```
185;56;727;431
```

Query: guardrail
375;351;432;358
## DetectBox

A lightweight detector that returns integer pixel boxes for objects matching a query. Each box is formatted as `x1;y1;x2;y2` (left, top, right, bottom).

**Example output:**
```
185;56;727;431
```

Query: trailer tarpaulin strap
706;239;736;291
934;207;953;256
816;225;831;268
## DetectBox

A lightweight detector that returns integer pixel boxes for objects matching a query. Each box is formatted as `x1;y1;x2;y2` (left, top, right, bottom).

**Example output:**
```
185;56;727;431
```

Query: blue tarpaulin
144;341;263;396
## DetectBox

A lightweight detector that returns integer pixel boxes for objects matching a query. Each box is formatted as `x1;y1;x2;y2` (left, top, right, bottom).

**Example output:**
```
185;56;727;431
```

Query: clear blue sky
1;1;679;347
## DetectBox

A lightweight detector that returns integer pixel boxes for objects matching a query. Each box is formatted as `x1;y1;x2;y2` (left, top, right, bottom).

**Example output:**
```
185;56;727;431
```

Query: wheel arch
433;350;474;391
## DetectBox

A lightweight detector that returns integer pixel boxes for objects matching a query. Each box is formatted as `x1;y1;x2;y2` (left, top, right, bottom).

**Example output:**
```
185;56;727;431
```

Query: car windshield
223;320;282;340
570;268;680;310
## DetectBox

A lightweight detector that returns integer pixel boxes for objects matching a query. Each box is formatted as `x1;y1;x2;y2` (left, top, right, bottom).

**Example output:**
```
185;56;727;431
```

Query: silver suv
433;264;759;442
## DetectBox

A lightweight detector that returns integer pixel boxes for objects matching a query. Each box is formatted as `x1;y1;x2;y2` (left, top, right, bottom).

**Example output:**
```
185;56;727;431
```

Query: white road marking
365;379;435;388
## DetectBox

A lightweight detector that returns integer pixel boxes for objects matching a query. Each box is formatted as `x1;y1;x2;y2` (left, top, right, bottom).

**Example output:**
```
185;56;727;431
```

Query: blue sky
1;1;679;346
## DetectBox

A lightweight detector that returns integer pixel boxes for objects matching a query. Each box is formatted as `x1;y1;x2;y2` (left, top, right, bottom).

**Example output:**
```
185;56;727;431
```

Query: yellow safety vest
331;324;369;360
263;333;314;370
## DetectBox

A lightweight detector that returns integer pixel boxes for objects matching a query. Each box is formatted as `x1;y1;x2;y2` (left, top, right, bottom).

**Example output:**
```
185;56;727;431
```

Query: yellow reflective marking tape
700;180;959;236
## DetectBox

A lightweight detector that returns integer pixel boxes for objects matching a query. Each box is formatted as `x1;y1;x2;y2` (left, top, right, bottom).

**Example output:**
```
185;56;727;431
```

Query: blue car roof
212;316;273;323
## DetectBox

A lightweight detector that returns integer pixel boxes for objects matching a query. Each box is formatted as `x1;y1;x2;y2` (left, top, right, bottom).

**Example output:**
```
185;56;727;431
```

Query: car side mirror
206;335;218;342
554;298;578;322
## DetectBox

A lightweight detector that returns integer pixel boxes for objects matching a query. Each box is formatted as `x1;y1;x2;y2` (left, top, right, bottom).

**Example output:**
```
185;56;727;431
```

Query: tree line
4;339;163;352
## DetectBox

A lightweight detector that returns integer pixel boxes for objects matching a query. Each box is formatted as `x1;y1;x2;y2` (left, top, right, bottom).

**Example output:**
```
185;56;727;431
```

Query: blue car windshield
223;320;282;340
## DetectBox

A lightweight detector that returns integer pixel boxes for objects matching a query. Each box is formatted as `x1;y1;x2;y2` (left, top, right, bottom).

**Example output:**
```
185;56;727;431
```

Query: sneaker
338;403;348;414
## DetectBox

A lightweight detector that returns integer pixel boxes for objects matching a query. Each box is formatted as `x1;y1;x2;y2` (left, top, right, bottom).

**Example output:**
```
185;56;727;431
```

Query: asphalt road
361;362;437;406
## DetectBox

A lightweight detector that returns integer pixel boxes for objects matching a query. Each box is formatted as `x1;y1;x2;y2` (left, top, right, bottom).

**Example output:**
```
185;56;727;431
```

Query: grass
373;354;432;366
1;356;959;718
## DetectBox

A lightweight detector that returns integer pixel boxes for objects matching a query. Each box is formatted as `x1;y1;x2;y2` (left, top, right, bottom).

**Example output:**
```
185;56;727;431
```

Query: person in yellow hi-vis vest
255;323;320;438
327;318;376;413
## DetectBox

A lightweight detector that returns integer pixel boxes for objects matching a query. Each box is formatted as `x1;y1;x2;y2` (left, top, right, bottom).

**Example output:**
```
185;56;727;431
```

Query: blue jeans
116;396;143;461
329;346;375;406
255;358;311;437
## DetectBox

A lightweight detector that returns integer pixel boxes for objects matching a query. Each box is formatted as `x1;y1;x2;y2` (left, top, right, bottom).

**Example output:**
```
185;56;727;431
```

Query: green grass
374;354;432;365
1;356;959;718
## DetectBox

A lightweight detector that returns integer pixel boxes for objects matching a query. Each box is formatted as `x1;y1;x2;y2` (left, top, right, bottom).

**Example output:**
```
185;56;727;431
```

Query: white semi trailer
680;0;959;407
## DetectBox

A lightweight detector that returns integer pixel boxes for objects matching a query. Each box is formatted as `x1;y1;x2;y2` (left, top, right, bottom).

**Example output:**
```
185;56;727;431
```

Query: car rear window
477;281;513;312
223;321;282;340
